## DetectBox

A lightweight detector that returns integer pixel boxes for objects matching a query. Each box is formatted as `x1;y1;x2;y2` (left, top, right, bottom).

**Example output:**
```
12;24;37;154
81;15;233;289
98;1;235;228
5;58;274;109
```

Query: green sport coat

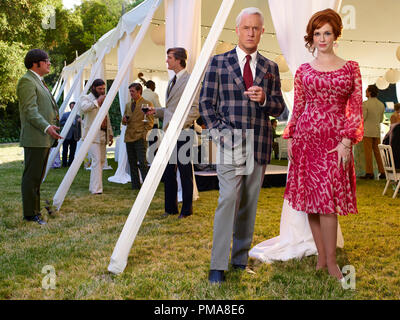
17;70;59;147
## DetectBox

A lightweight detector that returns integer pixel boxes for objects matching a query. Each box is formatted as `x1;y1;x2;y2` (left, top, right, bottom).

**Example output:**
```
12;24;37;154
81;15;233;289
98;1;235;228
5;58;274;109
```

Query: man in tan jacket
122;83;154;189
81;79;113;194
361;84;385;179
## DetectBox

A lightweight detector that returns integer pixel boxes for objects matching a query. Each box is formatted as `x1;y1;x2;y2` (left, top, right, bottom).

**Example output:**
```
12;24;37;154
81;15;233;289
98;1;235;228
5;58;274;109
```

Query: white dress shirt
236;46;257;80
235;46;266;106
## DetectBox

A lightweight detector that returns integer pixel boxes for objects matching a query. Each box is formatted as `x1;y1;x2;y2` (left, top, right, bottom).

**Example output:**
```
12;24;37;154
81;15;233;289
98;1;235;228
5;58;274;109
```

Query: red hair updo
304;8;343;53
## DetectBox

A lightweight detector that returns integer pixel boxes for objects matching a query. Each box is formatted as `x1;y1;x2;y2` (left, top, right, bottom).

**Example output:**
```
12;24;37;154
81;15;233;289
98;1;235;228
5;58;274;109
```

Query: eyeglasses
40;59;51;64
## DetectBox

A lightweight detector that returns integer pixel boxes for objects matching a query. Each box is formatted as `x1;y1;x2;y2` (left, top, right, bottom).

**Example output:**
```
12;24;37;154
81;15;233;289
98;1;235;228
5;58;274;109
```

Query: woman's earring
333;41;339;48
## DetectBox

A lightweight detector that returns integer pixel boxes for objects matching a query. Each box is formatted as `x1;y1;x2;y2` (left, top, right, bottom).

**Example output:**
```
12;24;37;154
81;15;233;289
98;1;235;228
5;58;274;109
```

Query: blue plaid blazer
199;48;287;165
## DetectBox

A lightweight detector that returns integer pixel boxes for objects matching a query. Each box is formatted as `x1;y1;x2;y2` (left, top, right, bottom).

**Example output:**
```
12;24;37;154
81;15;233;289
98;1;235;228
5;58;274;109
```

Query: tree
0;0;80;107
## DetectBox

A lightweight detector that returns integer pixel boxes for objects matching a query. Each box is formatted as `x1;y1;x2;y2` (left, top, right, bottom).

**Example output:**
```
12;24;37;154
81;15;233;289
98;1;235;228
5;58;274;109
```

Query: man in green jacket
17;49;62;225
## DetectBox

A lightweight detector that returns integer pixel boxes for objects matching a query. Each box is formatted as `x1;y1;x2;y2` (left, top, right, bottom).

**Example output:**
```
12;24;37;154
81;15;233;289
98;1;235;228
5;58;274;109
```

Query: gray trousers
210;161;266;270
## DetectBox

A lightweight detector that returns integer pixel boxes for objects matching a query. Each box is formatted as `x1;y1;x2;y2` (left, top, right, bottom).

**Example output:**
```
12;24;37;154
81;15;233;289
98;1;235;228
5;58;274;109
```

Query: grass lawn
0;143;399;300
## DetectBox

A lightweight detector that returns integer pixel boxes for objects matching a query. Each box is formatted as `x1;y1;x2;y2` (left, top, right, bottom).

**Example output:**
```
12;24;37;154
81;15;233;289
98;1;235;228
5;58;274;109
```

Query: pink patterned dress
282;61;363;216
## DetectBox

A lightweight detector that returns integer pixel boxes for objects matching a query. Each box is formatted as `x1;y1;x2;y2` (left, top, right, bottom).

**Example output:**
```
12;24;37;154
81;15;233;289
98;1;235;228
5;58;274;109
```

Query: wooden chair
378;144;400;198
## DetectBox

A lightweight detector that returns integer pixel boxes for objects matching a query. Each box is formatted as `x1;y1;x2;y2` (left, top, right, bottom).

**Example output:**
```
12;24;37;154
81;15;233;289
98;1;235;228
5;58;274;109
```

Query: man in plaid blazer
199;7;286;284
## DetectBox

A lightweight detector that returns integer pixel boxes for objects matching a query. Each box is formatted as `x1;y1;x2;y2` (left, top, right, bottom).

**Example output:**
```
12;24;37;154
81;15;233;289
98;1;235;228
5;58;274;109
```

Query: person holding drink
122;83;154;190
81;79;114;194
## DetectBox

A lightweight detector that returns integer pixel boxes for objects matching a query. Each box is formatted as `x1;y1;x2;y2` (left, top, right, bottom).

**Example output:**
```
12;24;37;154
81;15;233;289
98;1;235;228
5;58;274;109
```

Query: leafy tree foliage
0;0;144;140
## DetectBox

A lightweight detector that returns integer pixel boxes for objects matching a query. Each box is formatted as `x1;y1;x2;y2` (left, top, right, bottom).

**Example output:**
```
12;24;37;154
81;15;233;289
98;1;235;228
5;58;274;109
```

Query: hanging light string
151;18;400;44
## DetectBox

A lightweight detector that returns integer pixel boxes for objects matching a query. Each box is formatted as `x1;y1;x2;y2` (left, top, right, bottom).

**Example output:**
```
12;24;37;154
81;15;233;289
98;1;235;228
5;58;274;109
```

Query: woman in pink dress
280;9;364;281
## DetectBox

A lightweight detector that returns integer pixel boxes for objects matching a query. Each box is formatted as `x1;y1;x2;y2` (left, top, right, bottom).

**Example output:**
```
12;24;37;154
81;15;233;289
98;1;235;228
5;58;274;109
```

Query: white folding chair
378;144;400;198
276;136;288;160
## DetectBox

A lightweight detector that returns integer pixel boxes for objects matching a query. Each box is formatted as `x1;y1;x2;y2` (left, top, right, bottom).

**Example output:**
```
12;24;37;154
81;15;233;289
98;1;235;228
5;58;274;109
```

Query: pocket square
264;73;275;80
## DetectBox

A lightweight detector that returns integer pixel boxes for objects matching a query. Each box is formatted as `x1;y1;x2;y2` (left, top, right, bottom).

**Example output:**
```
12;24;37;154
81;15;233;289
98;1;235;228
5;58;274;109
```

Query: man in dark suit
60;101;81;167
152;47;200;219
17;49;62;225
199;8;286;283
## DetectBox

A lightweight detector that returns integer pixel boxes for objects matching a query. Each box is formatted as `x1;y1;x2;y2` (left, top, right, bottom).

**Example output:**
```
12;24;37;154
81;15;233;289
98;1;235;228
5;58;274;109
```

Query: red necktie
243;55;253;90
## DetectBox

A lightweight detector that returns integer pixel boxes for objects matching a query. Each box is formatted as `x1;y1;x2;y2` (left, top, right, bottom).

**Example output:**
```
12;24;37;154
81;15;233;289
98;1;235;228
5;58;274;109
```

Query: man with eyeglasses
17;49;62;225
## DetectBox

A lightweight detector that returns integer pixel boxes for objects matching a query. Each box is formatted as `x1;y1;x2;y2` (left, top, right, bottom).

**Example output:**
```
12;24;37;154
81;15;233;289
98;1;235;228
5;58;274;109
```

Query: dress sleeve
339;61;364;144
282;66;306;139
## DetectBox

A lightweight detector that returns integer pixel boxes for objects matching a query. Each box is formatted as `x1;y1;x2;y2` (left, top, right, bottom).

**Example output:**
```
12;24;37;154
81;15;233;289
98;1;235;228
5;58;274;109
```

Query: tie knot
246;55;251;62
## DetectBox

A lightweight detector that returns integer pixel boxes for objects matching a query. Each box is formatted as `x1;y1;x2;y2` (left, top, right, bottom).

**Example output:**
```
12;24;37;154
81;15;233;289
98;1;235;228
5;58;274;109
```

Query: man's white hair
235;7;264;27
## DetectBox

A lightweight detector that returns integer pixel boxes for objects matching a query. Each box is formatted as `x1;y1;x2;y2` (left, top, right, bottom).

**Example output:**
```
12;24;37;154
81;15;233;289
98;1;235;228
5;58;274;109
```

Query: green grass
0;143;399;300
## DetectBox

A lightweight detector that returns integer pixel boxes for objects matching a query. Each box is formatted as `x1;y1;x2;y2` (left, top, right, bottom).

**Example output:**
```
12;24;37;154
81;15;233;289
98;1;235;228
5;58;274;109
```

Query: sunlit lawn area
0;143;399;300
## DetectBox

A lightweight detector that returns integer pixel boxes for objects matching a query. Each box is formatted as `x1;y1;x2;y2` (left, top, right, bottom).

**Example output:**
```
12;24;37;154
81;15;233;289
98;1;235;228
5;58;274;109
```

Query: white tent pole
55;78;67;104
57;49;95;119
107;0;235;275
52;70;63;96
53;0;162;210
58;68;84;119
43;48;105;182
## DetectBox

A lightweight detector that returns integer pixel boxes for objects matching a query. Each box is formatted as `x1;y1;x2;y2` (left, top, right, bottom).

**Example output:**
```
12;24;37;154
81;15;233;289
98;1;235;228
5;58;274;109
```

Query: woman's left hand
328;140;351;170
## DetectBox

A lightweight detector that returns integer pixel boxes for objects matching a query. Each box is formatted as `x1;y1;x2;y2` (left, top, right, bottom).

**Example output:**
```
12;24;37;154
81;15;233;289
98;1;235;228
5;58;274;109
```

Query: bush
0;102;20;143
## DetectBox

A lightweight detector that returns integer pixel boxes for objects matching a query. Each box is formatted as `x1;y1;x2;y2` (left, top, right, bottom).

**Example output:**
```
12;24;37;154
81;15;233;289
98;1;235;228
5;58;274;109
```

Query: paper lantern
151;24;165;46
274;55;289;73
396;46;400;62
384;68;400;84
281;79;293;92
215;42;235;54
376;76;389;90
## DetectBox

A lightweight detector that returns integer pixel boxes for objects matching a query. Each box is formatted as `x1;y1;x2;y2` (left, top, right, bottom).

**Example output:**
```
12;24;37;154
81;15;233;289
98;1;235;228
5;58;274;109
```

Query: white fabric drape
71;71;83;104
108;31;135;184
268;0;342;75
164;0;201;201
164;0;201;76
249;0;344;264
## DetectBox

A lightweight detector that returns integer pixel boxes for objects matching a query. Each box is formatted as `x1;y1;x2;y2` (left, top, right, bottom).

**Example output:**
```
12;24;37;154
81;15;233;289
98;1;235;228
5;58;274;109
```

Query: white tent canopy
62;0;400;107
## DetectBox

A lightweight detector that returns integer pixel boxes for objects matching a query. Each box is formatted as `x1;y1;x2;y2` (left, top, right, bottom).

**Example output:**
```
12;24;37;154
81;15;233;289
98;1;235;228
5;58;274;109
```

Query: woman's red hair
304;8;343;53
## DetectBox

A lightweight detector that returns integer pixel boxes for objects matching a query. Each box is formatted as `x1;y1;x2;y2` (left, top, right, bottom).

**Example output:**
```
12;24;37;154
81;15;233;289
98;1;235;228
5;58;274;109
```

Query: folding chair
277;136;288;160
378;144;400;198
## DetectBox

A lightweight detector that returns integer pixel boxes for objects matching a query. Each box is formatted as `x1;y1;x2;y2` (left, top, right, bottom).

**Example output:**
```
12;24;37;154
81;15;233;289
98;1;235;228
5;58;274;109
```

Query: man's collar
236;46;257;63
29;69;43;81
175;69;186;80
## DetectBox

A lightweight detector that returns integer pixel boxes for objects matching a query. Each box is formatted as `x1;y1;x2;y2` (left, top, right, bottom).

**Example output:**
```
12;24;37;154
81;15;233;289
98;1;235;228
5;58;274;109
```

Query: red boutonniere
264;73;275;80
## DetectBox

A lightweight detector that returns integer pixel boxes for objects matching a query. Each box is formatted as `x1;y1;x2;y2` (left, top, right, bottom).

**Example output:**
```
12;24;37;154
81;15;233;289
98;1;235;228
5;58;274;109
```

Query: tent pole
52;0;162;210
52;71;63;96
43;49;97;182
45;45;108;185
107;0;236;275
55;76;67;104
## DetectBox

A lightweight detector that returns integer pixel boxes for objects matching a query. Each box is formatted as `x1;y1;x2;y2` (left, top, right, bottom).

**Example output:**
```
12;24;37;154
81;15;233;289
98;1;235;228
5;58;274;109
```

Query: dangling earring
333;41;339;48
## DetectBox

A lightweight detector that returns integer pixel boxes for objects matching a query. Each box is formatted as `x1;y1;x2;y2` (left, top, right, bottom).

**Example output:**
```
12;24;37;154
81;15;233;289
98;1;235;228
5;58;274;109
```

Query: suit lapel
28;70;58;112
253;53;268;88
225;49;246;92
166;71;188;105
